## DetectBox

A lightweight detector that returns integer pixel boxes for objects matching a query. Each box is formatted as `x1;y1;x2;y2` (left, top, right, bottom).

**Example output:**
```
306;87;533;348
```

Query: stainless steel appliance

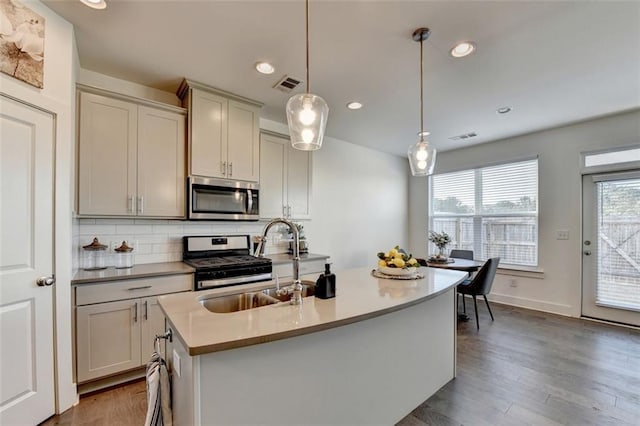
183;235;272;290
188;176;259;220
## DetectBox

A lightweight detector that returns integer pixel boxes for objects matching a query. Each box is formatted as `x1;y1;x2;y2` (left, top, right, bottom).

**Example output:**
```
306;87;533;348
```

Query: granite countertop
72;261;194;284
266;252;330;265
158;266;466;356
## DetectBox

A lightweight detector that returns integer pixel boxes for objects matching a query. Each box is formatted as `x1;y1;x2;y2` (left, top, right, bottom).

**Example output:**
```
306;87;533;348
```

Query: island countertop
158;266;467;356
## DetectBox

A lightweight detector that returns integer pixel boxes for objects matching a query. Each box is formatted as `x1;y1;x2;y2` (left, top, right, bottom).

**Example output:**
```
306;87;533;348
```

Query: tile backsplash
73;218;292;270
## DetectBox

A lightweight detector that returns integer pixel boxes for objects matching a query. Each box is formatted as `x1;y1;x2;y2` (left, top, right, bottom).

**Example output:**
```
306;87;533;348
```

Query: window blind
430;159;539;267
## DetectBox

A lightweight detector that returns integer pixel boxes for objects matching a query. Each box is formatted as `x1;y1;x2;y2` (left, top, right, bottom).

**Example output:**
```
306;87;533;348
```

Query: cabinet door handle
143;300;148;320
221;161;226;176
288;205;292;218
128;195;135;213
127;286;152;291
137;196;144;215
283;205;287;217
229;162;233;177
133;302;138;323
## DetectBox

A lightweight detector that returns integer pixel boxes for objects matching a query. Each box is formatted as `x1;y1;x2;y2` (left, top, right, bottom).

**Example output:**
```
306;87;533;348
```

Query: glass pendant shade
407;27;436;177
286;93;329;151
408;139;437;176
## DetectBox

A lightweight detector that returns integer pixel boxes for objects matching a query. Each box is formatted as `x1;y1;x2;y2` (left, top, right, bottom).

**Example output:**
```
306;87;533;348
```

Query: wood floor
398;302;640;426
41;302;640;426
40;379;146;425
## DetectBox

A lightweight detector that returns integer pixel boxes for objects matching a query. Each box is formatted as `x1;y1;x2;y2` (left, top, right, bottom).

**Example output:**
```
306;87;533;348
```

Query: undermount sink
199;280;316;313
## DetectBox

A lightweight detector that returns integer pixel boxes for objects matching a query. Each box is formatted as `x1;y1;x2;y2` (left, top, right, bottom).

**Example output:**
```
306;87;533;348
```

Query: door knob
583;250;592;256
36;275;55;286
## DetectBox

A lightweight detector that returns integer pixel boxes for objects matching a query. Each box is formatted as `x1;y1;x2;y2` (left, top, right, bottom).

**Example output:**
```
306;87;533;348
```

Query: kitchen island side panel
187;288;455;425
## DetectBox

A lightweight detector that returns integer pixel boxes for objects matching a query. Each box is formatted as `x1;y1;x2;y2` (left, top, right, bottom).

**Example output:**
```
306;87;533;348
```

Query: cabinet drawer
76;274;192;305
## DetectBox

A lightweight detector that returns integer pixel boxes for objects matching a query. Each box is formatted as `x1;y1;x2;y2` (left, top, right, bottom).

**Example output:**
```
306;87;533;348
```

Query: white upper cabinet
189;89;227;178
259;132;312;220
78;92;137;216
178;79;262;182
77;88;186;218
137;106;186;217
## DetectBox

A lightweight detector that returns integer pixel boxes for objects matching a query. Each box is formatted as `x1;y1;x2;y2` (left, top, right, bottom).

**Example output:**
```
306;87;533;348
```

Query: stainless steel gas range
182;235;272;291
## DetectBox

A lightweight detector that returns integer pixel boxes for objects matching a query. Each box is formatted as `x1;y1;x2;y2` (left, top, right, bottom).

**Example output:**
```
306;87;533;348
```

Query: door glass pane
596;178;640;311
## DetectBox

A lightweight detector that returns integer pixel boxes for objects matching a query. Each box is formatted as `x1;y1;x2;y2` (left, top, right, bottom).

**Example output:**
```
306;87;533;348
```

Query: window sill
497;264;545;279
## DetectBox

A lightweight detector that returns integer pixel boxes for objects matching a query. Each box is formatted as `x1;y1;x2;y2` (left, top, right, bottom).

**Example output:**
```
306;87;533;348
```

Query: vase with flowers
428;231;451;260
287;222;308;254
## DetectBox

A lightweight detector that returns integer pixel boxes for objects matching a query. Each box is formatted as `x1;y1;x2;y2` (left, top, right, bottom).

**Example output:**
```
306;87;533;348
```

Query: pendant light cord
420;36;424;139
306;0;310;94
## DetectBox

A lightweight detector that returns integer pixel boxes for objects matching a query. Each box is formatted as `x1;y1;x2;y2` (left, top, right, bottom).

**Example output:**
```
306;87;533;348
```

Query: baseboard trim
483;293;574;317
77;368;145;395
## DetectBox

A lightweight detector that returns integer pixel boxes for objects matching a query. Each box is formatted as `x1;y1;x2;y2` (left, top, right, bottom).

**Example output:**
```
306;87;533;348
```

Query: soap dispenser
315;263;336;299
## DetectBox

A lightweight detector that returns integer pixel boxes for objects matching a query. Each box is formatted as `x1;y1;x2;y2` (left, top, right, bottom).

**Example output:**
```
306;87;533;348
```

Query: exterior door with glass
582;172;640;326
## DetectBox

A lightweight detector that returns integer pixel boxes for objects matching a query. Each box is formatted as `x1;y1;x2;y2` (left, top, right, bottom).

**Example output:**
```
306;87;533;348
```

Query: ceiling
43;0;640;157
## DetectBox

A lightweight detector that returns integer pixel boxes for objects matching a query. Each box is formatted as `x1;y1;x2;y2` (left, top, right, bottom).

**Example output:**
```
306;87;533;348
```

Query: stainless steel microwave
188;176;259;220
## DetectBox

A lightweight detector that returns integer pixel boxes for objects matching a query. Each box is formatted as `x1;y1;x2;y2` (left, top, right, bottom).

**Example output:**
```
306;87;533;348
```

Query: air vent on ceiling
449;132;478;141
274;75;303;93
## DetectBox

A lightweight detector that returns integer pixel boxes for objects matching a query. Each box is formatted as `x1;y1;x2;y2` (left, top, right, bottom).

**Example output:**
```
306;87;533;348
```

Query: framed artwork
0;0;45;88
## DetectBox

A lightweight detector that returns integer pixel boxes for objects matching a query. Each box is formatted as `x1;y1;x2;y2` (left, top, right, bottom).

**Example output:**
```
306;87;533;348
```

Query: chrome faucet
255;218;303;305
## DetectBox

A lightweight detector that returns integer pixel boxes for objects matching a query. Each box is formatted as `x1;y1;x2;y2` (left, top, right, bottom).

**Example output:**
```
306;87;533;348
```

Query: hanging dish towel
144;350;172;426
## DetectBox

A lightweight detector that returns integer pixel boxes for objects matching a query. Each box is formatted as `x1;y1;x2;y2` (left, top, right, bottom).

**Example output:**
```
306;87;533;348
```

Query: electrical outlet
556;230;570;240
509;279;518;288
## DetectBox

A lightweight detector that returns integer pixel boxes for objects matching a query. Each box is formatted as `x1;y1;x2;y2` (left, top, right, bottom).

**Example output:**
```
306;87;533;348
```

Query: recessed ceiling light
450;41;476;58
80;0;107;9
417;131;431;137
255;62;275;75
496;106;512;114
346;101;363;110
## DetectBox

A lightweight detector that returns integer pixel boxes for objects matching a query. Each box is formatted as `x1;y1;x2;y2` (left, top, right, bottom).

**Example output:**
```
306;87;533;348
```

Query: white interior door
582;172;640;326
0;96;56;424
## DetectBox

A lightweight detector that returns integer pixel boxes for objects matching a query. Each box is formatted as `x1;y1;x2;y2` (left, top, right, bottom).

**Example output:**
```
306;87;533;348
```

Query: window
429;158;538;267
584;147;640;168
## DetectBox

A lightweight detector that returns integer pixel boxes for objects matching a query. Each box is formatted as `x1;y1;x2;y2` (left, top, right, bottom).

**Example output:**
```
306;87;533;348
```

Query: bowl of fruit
377;246;419;276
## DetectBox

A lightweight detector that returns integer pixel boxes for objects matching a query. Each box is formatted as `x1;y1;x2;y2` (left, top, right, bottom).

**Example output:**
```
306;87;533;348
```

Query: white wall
410;110;640;317
309;135;409;270
0;0;77;413
78;68;181;106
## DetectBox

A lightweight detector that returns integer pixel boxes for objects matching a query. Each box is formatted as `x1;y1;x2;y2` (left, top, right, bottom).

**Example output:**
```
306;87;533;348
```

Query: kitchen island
159;266;466;425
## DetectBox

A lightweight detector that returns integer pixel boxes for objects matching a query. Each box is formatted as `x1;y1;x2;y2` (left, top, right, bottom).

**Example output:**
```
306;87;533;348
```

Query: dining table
425;257;483;273
423;257;485;322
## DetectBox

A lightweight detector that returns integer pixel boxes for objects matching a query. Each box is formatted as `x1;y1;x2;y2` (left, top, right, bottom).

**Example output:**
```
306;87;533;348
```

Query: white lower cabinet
76;299;142;382
74;274;191;383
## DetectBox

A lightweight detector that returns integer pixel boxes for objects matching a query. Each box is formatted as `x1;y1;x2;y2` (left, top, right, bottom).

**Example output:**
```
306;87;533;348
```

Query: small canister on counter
82;237;108;270
114;241;134;269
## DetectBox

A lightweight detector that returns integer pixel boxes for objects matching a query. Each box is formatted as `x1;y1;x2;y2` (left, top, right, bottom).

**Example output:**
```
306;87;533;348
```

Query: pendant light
286;0;329;151
408;28;437;176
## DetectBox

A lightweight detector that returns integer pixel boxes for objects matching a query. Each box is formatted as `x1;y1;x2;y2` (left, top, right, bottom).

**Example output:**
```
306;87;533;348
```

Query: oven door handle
197;272;272;290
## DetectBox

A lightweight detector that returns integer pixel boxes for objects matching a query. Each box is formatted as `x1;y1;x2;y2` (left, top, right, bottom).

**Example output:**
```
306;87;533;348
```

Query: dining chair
457;257;500;330
449;249;474;260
